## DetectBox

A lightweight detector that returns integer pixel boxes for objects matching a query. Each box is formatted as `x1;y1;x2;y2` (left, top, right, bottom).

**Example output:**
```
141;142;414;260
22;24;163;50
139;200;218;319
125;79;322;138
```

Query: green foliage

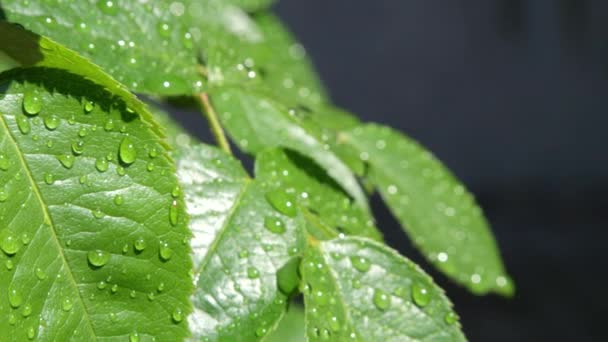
0;1;513;340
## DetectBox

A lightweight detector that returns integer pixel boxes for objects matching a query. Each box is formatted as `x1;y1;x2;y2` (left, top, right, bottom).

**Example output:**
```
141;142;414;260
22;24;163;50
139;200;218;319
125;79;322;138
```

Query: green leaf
202;11;327;108
176;144;304;341
210;87;368;209
301;236;466;341
0;21;167;143
0;69;192;341
345;124;513;295
223;0;276;12
255;149;382;241
266;305;305;342
0;1;205;95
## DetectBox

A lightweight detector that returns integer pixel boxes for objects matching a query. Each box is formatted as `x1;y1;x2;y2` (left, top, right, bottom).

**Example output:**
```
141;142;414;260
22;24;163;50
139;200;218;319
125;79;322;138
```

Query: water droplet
238;250;249;259
411;282;431;307
5;259;14;270
445;311;458;325
1;230;21;255
95;158;109;172
111;284;118;293
119;137;136;165
146;162;155;172
8;287;23;308
350;256;371;272
87;250;110;267
148;148;158;158
0;154;9;171
129;290;136;298
130;237;146;253
17;116;31;134
264;216;286;234
129;332;140;342
147;292;155;301
158;22;171;38
171;186;181;198
83;100;95;113
265;190;297;217
373;289;391;310
116;166;126;176
97;281;107;290
23;90;42;115
21;303;32;317
35;267;47;280
44;172;55;185
21;233;30;245
71;140;85;155
62;298;73;311
247;267;260;279
172;308;183;323
27;326;36;340
255;327;267;337
169;200;178;226
57;155;75;169
113;194;124;206
8;313;17;325
314;290;328;306
159;241;173;261
78;127;88;137
92;208;105;219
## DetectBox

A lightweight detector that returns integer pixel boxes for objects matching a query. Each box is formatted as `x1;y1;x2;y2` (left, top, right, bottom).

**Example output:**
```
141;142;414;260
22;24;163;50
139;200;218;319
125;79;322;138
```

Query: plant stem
197;92;232;155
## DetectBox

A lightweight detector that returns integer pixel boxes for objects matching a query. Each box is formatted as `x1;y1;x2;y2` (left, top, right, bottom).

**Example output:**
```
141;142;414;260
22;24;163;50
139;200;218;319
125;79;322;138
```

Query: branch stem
197;92;232;155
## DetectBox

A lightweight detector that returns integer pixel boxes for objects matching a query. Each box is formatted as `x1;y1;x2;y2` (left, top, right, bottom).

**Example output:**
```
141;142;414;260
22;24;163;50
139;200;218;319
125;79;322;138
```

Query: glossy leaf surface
302;237;466;341
345;124;513;295
0;69;192;340
0;0;205;95
210;87;368;209
177;144;304;341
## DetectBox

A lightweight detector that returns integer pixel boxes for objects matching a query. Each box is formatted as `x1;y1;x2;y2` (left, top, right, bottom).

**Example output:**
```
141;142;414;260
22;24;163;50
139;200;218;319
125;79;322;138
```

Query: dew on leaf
113;195;124;206
119;137;137;164
8;287;23;308
159;241;173;261
264;216;286;234
5;259;14;270
23;90;42;115
92;209;105;219
104;119;114;131
0;190;8;202
134;238;146;252
171;186;181;198
157;22;171;38
148;148;158;158
95;158;109;172
1;230;21;255
71;141;85;155
247;267;260;279
16;116;31;134
146;162;155;172
83;100;95;113
129;290;136;299
8;313;17;325
373;289;391;310
169;200;178;226
0;153;9;170
111;284;118;293
44;173;55;185
21;303;32;317
21;233;30;245
265;190;297;217
27;326;36;340
87;250;110;267
172;308;183;323
35;267;47;280
411;282;431;307
444;311;458;325
255;327;267;337
350;256;371;273
57;155;75;169
62;298;73;311
97;281;107;290
129;332;140;342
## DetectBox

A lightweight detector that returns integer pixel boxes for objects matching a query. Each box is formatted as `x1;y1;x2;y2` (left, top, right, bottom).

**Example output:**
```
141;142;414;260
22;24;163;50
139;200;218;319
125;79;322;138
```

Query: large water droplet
169;200;178;226
265;190;297;217
1;230;21;255
8;287;23;308
95;158;109;172
16;116;31;134
0;154;9;171
350;256;371;273
44;115;60;130
172;308;183;323
119;137;136;164
83;100;95;113
264;216;286;234
134;238;146;252
411;282;431;307
159;241;173;261
373;289;391;310
87;250;110;267
57;155;75;169
23;90;42;115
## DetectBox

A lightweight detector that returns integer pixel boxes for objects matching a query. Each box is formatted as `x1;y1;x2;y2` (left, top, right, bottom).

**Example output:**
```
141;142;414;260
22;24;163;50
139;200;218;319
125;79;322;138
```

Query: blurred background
179;0;608;340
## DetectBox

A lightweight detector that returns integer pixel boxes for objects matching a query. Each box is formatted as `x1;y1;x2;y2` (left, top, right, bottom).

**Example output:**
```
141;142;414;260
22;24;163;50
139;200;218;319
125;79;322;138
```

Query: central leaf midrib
0;113;98;340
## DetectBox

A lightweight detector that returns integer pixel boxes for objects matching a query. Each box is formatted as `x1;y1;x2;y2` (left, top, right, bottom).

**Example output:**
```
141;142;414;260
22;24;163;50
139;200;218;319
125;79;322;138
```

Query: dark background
180;1;608;341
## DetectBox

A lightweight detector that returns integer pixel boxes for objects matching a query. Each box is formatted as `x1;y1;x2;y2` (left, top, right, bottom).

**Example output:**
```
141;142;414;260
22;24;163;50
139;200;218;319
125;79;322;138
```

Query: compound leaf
0;47;192;342
177;144;304;341
210;87;368;210
345;124;513;296
302;237;466;341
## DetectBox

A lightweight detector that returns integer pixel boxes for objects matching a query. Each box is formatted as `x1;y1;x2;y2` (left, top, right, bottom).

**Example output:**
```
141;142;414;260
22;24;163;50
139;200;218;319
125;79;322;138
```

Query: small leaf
301;236;466;341
211;87;369;209
0;71;192;339
256;149;382;240
177;144;304;340
345;124;513;295
0;1;205;95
